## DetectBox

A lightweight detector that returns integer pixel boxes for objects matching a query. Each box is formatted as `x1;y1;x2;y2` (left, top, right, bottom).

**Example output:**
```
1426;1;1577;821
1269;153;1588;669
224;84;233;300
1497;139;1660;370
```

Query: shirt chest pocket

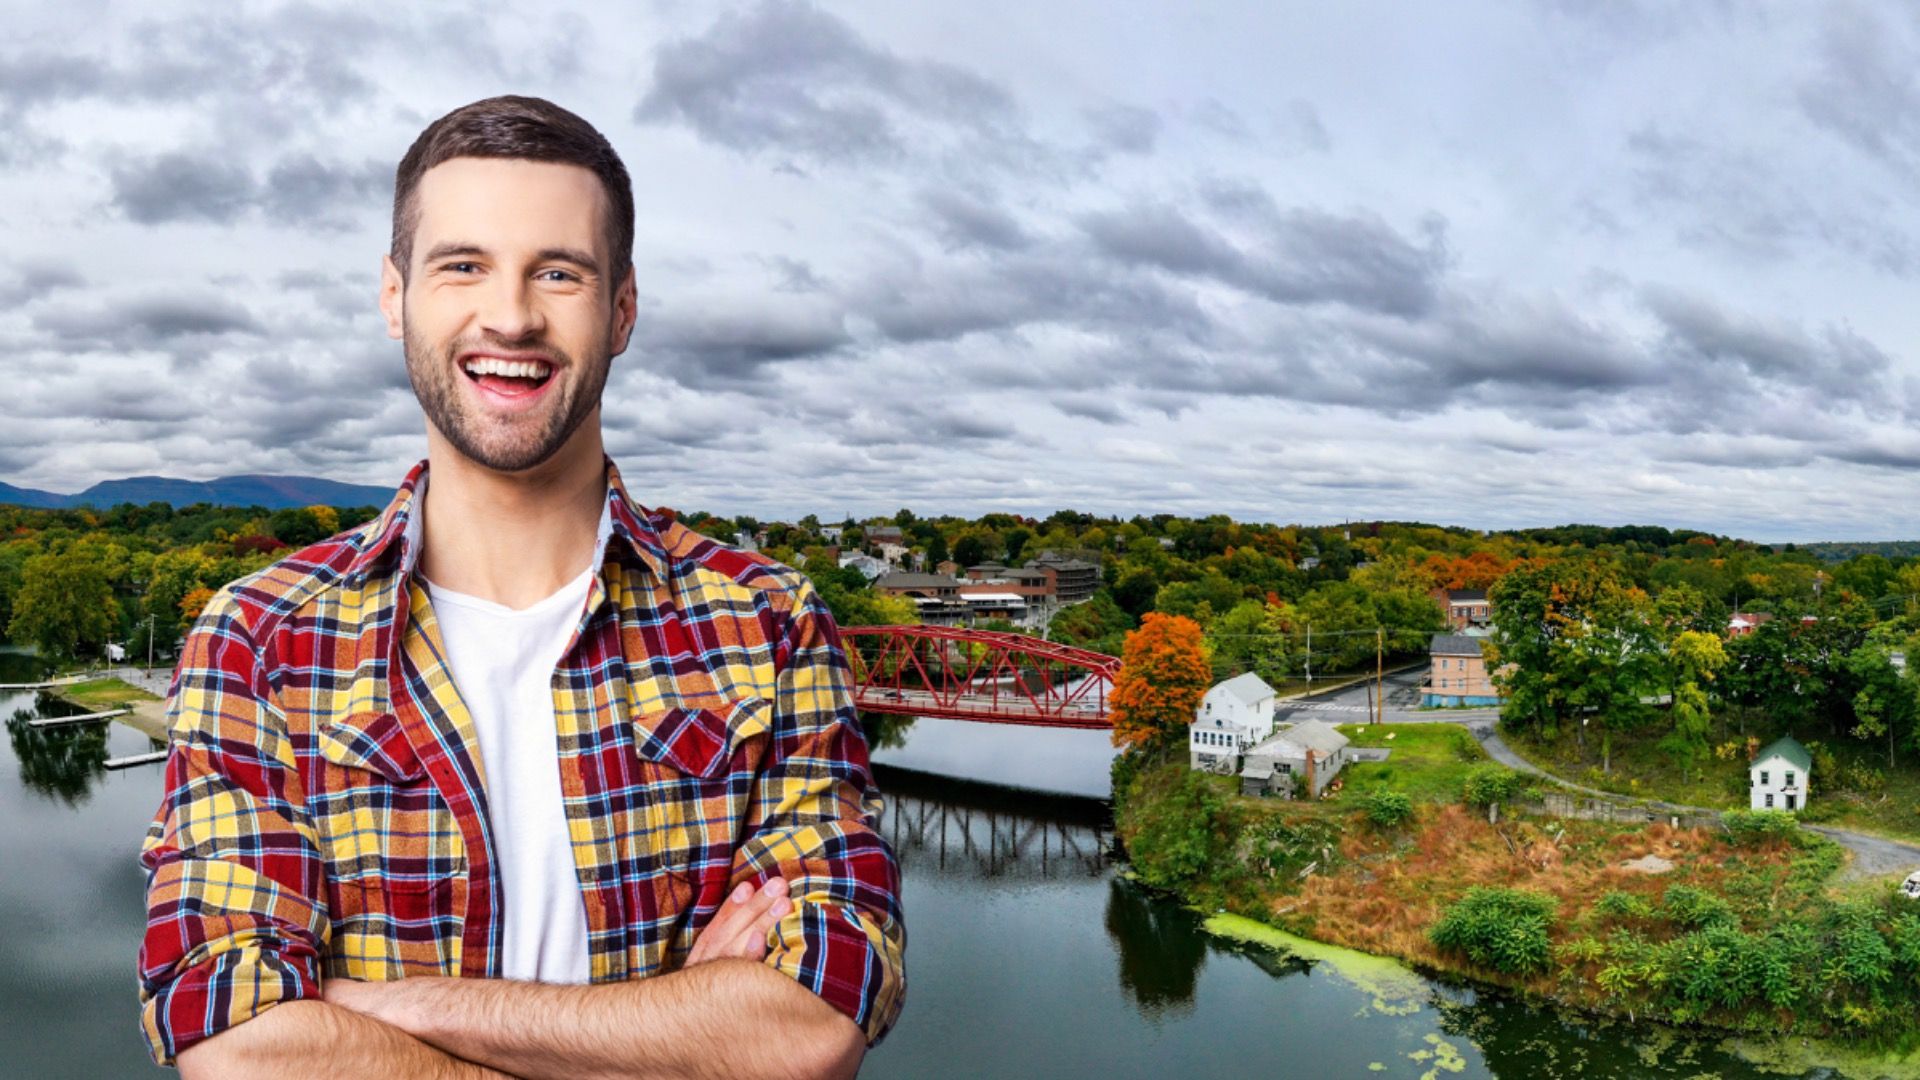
629;696;774;912
311;710;468;978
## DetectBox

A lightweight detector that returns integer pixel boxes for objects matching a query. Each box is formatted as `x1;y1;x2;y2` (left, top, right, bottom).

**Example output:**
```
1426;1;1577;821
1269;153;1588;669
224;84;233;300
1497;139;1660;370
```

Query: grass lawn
1502;718;1920;844
57;677;163;711
1329;722;1490;805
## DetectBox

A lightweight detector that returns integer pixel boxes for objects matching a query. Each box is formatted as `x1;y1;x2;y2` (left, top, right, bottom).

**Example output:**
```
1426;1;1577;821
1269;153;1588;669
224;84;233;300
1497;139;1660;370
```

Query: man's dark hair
391;95;634;287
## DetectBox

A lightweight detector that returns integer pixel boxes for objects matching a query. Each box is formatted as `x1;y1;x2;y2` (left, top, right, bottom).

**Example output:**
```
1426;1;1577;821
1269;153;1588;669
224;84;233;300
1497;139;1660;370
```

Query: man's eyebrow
423;242;489;264
535;247;601;274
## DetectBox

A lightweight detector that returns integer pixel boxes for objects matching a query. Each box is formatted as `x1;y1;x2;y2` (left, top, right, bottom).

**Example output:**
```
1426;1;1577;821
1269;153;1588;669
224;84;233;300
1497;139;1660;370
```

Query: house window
1760;770;1769;785
1765;794;1774;808
1784;771;1796;787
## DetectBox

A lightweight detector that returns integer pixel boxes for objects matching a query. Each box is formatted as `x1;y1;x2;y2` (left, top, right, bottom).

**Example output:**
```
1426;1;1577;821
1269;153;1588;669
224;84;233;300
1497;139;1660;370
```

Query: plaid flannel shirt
136;454;906;1066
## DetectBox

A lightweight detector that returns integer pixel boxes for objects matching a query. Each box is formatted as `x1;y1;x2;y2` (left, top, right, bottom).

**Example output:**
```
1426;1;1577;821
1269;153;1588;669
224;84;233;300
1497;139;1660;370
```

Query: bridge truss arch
841;624;1120;729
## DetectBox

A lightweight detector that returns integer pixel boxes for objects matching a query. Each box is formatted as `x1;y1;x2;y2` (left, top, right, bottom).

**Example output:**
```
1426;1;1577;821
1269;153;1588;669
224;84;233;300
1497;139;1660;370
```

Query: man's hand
685;875;790;968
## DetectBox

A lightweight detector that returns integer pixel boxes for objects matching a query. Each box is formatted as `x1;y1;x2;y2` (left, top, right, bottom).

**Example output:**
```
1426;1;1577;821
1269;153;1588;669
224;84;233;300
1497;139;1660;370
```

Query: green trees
1489;560;1663;769
1845;628;1919;769
1661;630;1728;781
8;550;120;663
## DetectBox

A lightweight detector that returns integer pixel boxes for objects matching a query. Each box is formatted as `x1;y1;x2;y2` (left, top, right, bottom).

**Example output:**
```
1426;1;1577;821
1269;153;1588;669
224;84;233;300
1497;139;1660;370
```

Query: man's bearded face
403;318;610;474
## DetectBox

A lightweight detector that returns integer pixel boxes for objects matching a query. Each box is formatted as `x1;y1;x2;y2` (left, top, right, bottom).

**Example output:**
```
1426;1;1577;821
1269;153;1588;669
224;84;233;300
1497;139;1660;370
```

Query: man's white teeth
463;357;550;379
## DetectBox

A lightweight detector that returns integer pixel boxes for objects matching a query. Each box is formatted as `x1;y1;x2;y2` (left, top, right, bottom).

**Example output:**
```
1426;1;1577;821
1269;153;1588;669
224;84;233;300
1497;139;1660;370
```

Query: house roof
1210;671;1275;705
1430;633;1488;657
1753;735;1812;774
875;572;958;589
1276;718;1349;755
1446;589;1489;602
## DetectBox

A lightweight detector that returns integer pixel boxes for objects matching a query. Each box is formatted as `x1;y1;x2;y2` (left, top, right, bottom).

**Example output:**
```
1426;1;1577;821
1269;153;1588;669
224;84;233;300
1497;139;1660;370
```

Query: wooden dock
28;708;130;729
105;750;168;770
0;676;86;691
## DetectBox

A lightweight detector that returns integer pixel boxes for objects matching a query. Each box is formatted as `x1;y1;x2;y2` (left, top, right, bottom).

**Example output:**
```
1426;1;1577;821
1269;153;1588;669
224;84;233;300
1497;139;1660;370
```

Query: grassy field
1503;720;1920;844
1326;722;1491;804
56;677;163;711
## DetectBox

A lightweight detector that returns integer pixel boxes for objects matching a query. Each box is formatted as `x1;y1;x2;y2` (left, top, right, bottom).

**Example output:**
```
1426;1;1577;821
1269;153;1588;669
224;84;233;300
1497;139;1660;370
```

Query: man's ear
610;265;637;357
379;254;405;341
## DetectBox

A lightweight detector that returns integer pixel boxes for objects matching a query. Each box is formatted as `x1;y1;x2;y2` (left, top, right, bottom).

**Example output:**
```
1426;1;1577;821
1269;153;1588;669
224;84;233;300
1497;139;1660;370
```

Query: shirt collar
343;452;672;587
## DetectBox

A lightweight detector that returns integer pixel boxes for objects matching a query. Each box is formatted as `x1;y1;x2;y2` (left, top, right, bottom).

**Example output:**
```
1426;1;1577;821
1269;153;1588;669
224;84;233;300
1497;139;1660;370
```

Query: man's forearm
175;999;513;1079
332;960;863;1080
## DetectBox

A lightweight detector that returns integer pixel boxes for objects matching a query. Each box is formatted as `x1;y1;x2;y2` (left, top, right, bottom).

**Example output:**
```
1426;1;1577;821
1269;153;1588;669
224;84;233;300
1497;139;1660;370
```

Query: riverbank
50;676;168;740
1113;740;1920;1058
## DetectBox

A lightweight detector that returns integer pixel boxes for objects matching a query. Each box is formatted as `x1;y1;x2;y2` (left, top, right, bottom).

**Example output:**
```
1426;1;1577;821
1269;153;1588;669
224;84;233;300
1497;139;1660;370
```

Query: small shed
1750;735;1811;811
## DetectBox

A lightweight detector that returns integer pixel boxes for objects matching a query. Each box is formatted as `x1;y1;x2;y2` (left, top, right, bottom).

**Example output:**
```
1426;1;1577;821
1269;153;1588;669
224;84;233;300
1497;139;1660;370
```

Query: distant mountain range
0;474;394;510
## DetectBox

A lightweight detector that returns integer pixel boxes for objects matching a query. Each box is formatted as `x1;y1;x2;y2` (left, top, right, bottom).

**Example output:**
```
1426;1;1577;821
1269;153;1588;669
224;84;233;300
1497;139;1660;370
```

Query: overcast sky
6;1;1920;542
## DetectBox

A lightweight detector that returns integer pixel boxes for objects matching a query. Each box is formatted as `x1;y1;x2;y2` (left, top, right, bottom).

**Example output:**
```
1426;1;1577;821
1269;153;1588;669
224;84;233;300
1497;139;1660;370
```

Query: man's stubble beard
402;315;612;474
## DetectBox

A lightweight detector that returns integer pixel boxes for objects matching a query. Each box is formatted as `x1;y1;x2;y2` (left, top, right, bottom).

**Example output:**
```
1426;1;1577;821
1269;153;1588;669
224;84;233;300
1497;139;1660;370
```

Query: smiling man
136;96;905;1078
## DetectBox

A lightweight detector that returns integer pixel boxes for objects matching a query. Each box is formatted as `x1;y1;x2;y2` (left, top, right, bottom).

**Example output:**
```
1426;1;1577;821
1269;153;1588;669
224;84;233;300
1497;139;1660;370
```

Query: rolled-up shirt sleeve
137;586;329;1066
734;578;907;1048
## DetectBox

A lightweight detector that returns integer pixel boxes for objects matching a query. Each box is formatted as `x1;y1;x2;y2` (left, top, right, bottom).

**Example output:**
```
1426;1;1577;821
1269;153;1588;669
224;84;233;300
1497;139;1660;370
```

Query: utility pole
1304;623;1312;685
145;613;156;674
1374;627;1384;724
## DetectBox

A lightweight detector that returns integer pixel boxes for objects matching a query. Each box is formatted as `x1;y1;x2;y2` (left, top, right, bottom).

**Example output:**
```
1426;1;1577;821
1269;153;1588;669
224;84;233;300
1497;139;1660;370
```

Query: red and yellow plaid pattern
136;454;906;1065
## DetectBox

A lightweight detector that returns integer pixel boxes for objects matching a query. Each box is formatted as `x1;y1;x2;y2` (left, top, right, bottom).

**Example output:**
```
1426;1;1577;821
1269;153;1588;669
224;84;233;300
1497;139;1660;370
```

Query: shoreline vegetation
1112;722;1920;1069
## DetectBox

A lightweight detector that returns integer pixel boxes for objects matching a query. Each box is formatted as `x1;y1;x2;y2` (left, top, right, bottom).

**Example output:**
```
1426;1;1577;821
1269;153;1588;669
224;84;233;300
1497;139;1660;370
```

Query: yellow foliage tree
1109;612;1212;752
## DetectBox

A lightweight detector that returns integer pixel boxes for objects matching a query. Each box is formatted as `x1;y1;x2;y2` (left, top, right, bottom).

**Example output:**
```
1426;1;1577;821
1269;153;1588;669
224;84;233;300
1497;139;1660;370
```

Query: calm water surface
0;655;1884;1078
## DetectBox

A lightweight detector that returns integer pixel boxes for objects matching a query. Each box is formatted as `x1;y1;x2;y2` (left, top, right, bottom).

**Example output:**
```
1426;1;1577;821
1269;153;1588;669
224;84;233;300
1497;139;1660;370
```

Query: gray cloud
636;0;1031;171
1798;4;1920;179
32;292;263;352
1079;196;1447;317
110;151;387;229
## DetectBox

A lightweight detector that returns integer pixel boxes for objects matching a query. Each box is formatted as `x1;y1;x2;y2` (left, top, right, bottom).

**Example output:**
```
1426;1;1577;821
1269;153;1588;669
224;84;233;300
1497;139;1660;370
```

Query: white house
1750;735;1811;811
838;552;889;580
1188;672;1278;772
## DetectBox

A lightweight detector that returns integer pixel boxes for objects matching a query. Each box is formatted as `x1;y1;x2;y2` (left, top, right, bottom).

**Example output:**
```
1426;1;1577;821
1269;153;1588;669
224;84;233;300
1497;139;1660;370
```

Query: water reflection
861;711;916;752
1102;877;1210;1014
6;703;110;806
875;765;1110;881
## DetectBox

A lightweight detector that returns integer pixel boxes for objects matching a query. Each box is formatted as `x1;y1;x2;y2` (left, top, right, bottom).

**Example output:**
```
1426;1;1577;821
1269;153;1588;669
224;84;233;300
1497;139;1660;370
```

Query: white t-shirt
418;481;611;984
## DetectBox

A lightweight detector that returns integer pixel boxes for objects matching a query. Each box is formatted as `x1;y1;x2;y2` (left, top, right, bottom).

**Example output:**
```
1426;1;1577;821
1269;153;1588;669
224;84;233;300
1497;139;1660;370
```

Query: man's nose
478;274;545;342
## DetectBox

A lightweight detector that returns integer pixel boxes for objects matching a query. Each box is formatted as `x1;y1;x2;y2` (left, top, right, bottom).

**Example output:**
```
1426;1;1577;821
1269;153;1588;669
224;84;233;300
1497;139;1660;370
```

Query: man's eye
445;262;479;274
538;269;577;282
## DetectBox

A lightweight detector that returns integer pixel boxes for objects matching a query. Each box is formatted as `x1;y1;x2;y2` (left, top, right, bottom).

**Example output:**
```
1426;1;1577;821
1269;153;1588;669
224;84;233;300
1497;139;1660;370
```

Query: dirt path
1462;719;1920;882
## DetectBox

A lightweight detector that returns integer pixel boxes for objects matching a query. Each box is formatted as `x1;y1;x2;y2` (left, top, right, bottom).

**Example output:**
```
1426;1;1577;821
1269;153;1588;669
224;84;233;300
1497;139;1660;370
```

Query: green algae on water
1201;911;1429;1018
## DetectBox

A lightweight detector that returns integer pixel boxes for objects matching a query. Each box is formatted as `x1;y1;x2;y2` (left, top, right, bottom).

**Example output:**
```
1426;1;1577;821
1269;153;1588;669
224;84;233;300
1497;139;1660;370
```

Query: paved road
1277;669;1499;725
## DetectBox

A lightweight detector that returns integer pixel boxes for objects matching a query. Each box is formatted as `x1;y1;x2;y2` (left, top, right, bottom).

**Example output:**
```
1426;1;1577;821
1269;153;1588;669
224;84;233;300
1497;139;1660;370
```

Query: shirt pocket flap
319;709;427;783
633;696;773;778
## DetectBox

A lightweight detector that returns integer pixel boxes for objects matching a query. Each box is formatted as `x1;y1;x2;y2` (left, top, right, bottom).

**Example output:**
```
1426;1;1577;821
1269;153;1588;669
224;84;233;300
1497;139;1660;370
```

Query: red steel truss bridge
839;625;1120;729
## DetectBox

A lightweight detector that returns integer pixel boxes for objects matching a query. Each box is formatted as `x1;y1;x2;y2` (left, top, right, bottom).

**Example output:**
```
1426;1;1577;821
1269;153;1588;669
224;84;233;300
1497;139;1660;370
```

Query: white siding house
1188;672;1279;772
1750;736;1811;811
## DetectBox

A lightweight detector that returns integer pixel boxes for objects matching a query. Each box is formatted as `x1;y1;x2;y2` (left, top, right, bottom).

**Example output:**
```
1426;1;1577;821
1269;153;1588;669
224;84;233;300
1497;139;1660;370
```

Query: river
0;651;1888;1078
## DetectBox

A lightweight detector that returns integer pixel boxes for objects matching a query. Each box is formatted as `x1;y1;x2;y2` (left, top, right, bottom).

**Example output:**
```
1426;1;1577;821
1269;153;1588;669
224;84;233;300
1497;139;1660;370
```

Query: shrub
1122;767;1233;893
1429;887;1557;974
1662;884;1736;930
1840;761;1887;795
1463;763;1527;808
1363;789;1414;829
1594;890;1654;921
1721;808;1800;845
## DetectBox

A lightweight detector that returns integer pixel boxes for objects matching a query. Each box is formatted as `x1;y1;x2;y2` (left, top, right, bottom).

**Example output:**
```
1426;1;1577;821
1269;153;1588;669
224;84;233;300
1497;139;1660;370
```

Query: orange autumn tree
1109;612;1212;754
179;586;217;624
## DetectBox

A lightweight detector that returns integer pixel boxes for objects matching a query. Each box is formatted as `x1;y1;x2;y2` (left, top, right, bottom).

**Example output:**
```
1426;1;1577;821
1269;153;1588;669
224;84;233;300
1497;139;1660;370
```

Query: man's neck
416;433;607;610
